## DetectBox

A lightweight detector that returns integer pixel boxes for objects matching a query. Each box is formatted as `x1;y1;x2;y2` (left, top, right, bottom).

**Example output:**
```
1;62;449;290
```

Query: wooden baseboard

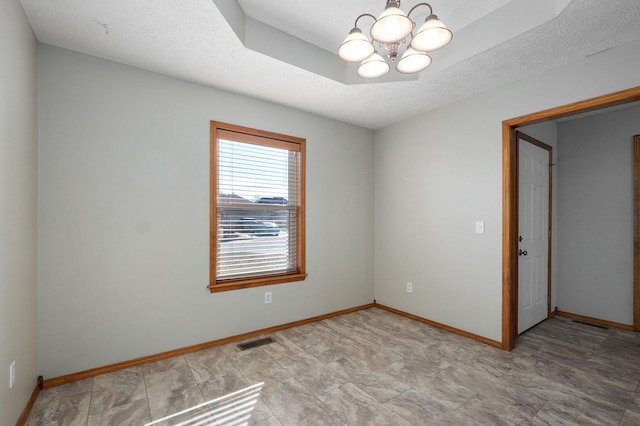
550;307;559;317
43;303;375;389
16;376;43;426
373;303;502;348
556;310;634;331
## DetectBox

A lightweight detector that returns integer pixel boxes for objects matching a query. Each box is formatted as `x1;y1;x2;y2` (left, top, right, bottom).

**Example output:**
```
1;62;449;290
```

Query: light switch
475;221;485;234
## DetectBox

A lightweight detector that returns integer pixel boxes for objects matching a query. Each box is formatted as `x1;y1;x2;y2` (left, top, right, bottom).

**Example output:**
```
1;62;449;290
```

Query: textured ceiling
19;0;640;129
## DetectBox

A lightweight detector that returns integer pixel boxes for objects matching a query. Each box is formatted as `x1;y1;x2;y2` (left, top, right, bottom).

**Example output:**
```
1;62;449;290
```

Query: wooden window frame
209;121;306;293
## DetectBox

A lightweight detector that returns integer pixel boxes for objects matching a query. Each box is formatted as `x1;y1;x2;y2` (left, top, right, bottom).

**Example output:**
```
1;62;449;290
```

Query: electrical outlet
264;291;272;304
406;282;413;293
9;361;15;389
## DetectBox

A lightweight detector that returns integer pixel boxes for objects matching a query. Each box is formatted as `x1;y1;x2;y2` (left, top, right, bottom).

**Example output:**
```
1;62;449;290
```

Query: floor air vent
572;320;608;329
237;337;275;351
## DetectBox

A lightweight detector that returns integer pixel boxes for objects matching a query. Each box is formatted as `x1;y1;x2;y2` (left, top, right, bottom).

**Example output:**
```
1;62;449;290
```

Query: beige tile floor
26;308;640;425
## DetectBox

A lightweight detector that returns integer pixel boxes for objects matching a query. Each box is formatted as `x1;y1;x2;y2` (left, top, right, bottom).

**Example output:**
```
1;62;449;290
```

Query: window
209;121;306;292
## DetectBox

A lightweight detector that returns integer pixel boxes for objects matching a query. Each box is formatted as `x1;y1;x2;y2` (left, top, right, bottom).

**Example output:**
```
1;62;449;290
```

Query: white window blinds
215;132;301;281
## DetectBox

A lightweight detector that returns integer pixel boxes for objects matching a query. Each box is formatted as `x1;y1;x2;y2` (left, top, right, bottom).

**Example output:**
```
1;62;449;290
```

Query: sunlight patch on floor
145;382;264;426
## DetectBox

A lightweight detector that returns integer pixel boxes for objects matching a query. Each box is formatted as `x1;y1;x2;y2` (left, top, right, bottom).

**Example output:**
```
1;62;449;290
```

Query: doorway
501;86;640;351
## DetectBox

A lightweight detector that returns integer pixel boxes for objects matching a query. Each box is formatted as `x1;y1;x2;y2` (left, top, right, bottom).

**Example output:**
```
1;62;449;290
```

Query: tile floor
26;308;640;425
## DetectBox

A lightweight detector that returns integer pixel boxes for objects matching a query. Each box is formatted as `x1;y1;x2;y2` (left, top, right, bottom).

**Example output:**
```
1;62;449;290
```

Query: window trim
209;121;307;293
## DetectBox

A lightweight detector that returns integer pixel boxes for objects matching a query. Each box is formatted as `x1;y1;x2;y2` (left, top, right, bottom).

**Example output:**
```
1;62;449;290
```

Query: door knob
519;249;528;256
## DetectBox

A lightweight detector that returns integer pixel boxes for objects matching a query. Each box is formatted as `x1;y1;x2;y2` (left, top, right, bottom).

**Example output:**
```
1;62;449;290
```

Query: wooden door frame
502;86;640;351
515;131;553;333
635;135;640;335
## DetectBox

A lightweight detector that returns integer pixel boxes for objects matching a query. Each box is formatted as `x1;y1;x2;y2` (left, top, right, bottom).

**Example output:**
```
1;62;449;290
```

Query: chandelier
338;1;453;79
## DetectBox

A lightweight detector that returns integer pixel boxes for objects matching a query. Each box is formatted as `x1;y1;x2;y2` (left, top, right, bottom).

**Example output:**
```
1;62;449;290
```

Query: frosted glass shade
370;7;413;43
396;48;432;74
357;52;390;78
410;15;453;52
338;28;375;62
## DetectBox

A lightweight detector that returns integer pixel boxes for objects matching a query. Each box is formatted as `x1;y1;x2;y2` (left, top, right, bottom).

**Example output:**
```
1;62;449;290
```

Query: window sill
208;273;308;293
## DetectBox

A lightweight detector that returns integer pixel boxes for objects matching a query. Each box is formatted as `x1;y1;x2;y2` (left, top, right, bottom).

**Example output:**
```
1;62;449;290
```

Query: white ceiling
19;0;640;130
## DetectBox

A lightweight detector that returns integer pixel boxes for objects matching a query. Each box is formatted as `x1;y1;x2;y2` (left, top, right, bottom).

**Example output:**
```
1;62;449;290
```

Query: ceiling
19;0;640;130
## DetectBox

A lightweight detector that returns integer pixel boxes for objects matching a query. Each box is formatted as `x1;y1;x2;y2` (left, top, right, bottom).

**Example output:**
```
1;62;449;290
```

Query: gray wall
556;105;640;324
37;45;375;378
0;1;38;423
374;39;640;341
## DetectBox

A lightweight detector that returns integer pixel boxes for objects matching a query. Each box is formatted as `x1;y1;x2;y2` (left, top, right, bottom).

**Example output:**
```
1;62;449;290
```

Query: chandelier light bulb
396;48;432;74
370;6;413;43
410;15;453;52
338;28;375;62
357;51;390;79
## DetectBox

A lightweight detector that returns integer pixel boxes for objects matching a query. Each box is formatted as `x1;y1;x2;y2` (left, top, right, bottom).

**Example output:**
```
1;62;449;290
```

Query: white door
518;134;550;333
